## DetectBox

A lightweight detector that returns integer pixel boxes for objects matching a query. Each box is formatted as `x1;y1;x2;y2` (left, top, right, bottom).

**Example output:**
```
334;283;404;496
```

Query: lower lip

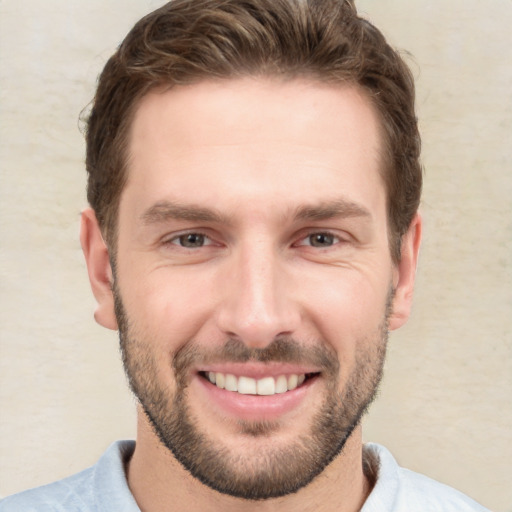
193;374;317;422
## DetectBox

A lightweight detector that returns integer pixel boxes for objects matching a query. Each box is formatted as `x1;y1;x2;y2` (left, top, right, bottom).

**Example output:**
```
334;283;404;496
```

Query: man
0;0;490;510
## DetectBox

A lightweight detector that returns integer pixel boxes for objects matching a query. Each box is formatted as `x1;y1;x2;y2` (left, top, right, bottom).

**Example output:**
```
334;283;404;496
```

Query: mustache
172;336;340;382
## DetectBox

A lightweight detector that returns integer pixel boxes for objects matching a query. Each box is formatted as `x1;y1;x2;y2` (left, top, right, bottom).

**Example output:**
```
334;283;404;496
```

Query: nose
215;242;300;348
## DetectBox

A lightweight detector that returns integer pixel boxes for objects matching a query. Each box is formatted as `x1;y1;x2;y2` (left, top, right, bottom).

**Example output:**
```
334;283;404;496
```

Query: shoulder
0;466;96;512
362;443;491;512
0;441;138;512
395;467;490;512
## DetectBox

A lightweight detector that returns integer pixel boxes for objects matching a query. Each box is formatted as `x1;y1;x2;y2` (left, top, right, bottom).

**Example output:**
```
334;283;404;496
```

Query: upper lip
196;362;321;379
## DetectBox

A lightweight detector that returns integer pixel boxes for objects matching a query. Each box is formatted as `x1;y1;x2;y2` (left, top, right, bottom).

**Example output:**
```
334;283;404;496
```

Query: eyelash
164;232;213;248
300;231;341;247
162;230;344;250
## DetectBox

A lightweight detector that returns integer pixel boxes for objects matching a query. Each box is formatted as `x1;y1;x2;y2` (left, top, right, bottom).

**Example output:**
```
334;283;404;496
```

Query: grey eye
177;233;206;247
309;233;335;247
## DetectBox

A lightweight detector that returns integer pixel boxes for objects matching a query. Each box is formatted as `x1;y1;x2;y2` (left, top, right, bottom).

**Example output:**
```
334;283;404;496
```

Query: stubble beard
114;287;390;500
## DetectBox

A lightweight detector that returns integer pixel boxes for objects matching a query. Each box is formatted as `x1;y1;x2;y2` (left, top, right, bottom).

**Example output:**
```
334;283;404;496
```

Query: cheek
309;267;389;314
118;266;218;351
300;270;390;352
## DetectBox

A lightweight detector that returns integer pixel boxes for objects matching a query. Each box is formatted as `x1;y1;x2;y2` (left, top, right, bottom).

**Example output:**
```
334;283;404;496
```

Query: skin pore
80;78;421;512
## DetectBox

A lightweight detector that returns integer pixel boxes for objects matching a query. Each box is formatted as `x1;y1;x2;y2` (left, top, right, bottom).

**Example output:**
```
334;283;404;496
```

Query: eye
169;233;211;248
298;232;341;248
307;233;337;247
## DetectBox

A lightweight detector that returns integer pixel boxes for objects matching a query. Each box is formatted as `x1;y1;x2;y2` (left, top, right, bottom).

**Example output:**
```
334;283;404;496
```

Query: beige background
0;1;511;510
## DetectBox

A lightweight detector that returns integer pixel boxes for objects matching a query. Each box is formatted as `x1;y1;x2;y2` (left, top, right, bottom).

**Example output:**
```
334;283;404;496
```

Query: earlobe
80;208;118;331
388;213;422;331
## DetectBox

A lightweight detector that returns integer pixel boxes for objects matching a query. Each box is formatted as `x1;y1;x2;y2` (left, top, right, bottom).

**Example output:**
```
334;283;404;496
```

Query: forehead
129;78;382;155
122;78;386;223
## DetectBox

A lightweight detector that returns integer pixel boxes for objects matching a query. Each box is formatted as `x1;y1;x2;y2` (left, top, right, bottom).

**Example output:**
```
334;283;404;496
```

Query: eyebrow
140;198;372;226
140;201;230;225
294;199;372;222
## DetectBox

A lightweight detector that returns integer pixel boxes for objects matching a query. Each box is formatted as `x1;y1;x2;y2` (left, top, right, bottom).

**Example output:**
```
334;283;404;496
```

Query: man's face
100;79;411;498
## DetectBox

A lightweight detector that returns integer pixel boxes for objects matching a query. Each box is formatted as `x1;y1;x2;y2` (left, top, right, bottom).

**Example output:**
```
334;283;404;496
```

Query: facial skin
81;78;421;511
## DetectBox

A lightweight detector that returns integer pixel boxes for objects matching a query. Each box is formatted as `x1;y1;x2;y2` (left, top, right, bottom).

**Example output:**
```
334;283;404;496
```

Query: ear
80;208;118;330
388;213;422;331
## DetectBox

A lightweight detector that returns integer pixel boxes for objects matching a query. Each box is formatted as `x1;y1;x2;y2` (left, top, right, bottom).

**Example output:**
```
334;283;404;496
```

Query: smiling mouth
200;371;319;396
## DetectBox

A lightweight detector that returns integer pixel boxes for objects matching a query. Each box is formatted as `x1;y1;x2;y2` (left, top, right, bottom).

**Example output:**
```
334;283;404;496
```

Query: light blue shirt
0;441;490;511
0;441;139;512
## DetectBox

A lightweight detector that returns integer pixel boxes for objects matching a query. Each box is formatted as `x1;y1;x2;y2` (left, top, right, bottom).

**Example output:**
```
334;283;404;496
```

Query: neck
127;410;371;512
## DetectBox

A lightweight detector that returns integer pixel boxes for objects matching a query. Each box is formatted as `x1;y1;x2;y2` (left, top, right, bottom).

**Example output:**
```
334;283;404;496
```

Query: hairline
99;74;402;263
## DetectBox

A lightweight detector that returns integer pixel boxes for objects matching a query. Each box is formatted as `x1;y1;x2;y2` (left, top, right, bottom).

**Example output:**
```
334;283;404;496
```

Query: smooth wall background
0;1;510;510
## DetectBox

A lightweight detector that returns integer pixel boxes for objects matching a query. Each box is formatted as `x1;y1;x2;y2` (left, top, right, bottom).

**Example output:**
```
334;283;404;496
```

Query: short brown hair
86;0;421;261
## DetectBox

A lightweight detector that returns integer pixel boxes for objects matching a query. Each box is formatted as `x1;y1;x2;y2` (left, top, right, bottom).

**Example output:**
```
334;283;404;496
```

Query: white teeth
287;374;298;391
207;372;309;395
256;376;275;395
238;376;257;394
275;375;288;394
215;372;225;389
225;374;238;392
